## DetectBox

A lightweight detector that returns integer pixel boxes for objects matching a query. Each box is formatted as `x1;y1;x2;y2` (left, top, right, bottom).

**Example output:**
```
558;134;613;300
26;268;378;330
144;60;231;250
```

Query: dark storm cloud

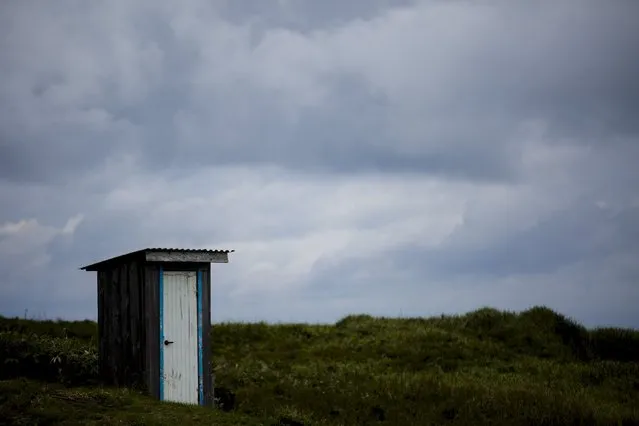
0;114;136;184
218;0;416;31
0;0;637;184
159;0;638;180
136;74;523;181
395;200;639;278
455;2;639;140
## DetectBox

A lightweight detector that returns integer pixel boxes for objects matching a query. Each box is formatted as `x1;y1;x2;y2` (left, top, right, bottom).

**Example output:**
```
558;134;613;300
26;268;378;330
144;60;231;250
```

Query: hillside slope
1;306;638;425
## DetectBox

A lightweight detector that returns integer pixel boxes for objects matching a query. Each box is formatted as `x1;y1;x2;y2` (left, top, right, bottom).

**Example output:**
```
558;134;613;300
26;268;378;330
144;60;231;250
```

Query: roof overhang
81;248;234;271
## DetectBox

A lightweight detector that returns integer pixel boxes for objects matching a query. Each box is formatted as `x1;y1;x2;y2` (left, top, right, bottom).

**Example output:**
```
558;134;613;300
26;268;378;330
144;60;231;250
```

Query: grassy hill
1;306;638;425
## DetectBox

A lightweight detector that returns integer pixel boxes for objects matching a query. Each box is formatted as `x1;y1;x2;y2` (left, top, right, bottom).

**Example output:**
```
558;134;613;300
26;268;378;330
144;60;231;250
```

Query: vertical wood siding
201;264;213;406
144;263;160;398
97;257;147;390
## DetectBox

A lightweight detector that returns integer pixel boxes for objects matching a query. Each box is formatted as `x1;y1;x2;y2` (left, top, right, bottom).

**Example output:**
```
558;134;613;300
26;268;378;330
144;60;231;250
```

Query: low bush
0;331;98;385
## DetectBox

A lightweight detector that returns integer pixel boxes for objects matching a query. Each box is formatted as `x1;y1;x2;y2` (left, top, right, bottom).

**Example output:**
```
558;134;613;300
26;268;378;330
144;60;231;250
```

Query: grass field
1;306;638;425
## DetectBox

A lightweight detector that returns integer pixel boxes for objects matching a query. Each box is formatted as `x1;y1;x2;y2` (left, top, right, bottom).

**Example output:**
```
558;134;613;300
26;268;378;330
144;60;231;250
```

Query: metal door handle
164;340;174;346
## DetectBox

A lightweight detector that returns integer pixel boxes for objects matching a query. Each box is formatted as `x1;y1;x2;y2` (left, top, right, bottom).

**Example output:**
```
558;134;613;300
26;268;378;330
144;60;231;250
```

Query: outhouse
80;247;233;406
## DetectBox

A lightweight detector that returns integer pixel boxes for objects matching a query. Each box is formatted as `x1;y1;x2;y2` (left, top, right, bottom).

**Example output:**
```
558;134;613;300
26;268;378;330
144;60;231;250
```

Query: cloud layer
1;0;638;327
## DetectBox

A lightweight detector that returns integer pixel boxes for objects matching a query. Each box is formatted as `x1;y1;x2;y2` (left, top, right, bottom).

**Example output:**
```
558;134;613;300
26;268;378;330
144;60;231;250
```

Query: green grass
1;305;639;425
0;379;272;425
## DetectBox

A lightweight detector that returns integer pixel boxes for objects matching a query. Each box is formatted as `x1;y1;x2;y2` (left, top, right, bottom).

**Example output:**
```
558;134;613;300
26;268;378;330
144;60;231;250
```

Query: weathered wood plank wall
97;259;148;390
201;264;213;406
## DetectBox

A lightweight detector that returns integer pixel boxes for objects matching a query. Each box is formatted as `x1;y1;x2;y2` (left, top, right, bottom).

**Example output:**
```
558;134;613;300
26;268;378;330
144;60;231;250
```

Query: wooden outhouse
81;247;233;406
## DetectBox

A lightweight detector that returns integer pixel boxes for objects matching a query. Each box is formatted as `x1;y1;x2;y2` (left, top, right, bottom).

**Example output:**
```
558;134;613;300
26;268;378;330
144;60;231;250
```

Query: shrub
0;331;98;385
589;327;639;362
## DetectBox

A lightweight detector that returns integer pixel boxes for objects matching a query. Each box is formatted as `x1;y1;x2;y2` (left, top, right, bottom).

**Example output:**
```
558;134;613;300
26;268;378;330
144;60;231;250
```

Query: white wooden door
161;270;199;404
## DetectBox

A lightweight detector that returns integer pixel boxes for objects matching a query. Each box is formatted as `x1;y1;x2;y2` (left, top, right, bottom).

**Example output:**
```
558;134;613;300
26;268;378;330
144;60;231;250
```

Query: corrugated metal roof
80;247;235;271
144;247;235;253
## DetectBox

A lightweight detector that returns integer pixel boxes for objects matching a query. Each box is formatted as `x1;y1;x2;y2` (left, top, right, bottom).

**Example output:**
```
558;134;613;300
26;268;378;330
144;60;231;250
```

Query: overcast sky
1;0;638;328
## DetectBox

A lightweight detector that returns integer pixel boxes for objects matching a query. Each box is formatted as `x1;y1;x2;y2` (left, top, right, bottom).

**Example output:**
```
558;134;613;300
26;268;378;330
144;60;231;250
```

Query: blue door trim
197;270;204;405
158;266;165;401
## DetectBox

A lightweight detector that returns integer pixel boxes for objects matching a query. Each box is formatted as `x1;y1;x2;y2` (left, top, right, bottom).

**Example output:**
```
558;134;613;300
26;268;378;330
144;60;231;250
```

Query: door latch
164;340;174;346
